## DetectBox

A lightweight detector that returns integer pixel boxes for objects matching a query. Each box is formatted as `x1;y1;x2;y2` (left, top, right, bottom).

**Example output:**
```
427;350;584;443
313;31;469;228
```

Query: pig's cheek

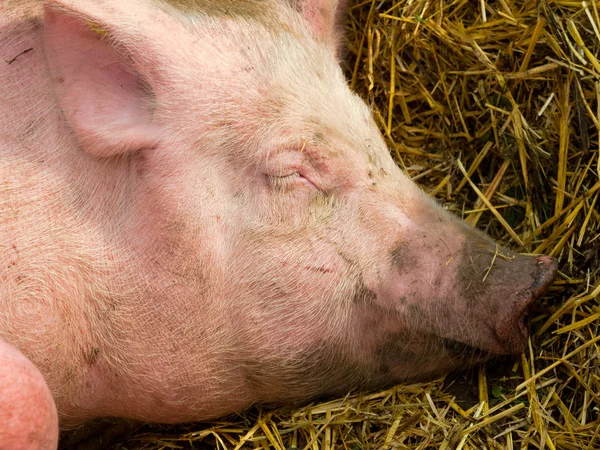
237;183;307;224
265;192;333;228
278;253;348;294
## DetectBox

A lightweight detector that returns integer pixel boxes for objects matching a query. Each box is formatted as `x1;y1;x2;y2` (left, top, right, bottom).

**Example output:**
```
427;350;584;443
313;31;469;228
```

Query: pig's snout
380;223;559;359
493;255;558;354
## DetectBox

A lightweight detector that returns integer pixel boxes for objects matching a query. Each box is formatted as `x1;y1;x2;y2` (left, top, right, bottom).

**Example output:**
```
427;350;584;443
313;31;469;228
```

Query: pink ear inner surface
43;5;157;157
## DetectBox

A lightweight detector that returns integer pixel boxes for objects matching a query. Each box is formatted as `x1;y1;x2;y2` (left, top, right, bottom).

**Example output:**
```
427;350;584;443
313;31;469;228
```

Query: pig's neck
55;202;237;424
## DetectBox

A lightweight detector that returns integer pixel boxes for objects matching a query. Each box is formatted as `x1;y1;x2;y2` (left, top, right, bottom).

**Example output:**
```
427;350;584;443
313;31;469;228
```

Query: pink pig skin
0;0;556;448
0;340;58;450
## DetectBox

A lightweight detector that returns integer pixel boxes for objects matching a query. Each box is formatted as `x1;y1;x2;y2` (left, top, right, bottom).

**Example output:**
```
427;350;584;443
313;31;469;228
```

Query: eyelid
267;171;316;189
262;150;321;189
270;172;300;179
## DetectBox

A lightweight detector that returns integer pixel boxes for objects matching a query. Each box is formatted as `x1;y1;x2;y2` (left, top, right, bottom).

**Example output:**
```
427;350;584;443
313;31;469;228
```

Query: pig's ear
294;0;348;57
43;3;159;157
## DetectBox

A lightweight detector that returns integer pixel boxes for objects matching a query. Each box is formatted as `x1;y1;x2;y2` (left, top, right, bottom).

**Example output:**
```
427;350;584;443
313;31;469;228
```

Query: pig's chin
441;322;529;359
441;315;530;359
440;337;495;363
440;310;534;359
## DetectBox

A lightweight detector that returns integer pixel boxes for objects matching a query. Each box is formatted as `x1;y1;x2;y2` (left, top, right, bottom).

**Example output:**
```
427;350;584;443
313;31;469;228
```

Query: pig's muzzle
493;255;558;354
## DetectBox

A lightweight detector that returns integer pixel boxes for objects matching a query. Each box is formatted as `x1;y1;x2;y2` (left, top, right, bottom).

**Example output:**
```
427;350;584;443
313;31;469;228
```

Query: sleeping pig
0;0;557;448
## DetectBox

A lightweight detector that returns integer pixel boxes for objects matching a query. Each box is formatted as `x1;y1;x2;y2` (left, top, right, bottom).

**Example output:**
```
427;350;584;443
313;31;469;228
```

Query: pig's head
43;0;556;409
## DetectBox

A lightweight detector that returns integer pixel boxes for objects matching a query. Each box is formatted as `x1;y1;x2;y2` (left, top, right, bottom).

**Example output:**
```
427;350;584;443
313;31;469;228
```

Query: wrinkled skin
0;0;556;448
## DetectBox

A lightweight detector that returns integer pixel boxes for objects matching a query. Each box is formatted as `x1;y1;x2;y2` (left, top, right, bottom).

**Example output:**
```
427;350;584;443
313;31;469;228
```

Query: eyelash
269;172;302;189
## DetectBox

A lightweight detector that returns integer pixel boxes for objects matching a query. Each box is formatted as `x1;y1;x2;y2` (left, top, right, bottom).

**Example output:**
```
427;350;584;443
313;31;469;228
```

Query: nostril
519;311;530;336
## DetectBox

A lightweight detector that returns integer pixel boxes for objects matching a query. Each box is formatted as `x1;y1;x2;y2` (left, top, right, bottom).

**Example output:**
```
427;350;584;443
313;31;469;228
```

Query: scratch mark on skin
6;47;33;65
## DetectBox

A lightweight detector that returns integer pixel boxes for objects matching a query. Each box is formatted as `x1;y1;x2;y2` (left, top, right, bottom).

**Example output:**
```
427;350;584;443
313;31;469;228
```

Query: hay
61;0;599;448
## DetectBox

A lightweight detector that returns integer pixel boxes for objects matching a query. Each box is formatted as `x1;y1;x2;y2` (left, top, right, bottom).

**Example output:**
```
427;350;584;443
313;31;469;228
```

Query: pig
0;0;557;448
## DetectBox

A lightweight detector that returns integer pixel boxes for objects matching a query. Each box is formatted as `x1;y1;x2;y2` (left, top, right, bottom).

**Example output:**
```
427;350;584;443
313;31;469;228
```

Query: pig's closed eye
267;172;316;190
